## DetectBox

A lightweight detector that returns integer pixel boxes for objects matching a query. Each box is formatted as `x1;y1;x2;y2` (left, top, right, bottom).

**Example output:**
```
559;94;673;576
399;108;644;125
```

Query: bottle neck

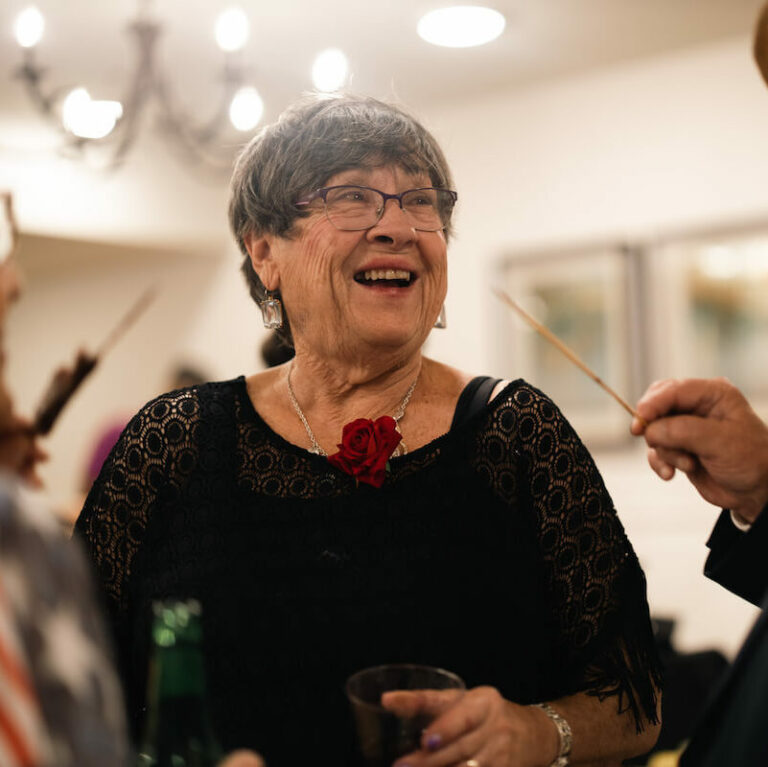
137;601;221;767
152;641;207;700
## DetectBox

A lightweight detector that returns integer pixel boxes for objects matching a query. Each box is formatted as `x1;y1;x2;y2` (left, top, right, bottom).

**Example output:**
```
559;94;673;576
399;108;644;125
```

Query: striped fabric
0;478;128;767
0;580;50;767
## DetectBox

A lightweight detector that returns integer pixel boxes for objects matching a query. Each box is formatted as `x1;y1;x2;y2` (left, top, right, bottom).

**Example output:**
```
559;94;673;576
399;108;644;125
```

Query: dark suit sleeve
704;505;768;606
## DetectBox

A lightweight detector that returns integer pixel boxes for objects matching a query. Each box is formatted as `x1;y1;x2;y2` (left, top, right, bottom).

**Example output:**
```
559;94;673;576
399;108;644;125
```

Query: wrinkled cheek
286;254;326;296
424;245;448;303
436;273;448;305
282;246;337;332
300;238;335;278
422;272;448;322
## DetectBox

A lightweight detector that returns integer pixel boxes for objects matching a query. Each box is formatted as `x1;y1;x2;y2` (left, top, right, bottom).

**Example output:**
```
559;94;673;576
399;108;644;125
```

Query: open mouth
354;268;415;288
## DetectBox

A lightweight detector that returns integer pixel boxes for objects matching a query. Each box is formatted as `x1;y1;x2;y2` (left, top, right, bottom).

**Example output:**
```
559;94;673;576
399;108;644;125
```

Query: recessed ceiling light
62;88;123;139
417;6;505;48
14;6;45;48
229;87;263;131
312;48;349;92
215;7;250;52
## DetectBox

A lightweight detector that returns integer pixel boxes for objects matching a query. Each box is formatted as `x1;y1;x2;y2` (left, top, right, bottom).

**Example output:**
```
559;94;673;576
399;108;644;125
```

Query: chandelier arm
14;2;252;174
153;133;239;173
15;51;66;119
151;83;241;171
193;62;246;143
106;65;154;167
101;18;163;168
152;62;243;147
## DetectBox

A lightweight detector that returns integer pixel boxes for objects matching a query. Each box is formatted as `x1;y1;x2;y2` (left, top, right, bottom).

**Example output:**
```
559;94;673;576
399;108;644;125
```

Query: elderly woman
76;94;661;767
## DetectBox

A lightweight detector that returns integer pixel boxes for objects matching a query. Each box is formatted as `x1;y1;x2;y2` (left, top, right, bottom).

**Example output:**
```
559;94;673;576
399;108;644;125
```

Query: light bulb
14;6;45;48
62;88;123;139
215;7;249;52
417;6;505;48
229;87;263;131
62;88;90;131
311;48;349;92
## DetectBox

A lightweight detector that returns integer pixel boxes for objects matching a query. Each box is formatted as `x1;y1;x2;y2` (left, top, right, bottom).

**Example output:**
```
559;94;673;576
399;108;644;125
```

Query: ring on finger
465;760;480;767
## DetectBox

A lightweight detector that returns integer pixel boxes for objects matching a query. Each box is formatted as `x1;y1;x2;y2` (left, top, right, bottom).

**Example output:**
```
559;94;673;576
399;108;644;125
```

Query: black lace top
75;377;661;766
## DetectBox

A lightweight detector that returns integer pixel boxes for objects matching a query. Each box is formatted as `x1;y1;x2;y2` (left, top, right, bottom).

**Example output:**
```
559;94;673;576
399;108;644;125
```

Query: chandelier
11;3;351;173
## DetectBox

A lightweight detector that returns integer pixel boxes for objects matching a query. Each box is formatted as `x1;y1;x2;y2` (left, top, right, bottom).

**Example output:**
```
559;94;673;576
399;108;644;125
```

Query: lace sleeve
479;382;661;730
74;388;202;613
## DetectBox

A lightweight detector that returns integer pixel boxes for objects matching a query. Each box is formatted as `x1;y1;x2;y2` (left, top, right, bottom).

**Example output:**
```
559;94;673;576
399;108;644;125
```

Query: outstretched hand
382;686;558;767
632;377;768;523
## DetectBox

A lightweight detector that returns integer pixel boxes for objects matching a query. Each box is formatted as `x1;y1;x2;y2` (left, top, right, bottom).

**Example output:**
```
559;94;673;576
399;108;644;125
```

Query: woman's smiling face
250;164;449;363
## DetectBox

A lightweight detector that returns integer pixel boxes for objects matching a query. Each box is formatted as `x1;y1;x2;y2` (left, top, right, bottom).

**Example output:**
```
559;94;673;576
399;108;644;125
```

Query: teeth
363;269;411;281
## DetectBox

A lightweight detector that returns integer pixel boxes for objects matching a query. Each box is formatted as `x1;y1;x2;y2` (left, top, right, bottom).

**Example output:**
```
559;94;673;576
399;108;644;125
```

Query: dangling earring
434;304;447;329
260;292;283;330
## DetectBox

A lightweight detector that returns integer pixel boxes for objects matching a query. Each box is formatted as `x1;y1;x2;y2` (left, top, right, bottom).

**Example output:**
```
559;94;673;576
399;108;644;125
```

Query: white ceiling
0;0;765;246
0;0;764;136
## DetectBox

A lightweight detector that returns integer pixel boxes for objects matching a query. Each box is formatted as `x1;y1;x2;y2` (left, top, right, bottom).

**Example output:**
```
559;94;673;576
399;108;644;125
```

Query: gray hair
228;92;455;348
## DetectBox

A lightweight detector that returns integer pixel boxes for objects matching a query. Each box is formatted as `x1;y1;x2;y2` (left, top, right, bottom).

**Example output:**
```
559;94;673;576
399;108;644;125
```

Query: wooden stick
494;289;645;425
95;287;156;357
1;192;20;262
33;288;156;435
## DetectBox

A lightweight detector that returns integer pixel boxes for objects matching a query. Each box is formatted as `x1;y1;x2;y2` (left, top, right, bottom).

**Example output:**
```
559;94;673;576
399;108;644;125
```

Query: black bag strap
450;376;502;431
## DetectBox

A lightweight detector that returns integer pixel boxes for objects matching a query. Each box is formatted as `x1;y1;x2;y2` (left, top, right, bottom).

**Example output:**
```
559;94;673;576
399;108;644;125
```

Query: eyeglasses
295;185;458;232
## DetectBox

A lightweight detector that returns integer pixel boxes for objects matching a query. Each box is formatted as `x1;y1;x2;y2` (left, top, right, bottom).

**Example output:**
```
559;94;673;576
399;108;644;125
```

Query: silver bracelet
533;702;572;767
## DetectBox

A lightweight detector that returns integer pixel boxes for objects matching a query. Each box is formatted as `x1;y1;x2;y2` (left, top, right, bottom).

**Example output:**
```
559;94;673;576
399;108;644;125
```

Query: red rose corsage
327;415;402;488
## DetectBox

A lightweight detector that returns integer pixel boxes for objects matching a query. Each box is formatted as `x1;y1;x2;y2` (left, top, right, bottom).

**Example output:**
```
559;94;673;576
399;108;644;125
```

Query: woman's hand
383;686;559;767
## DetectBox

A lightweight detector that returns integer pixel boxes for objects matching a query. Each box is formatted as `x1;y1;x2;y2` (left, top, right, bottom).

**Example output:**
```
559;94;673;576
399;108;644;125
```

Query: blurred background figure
260;330;294;369
81;361;209;490
634;617;728;763
57;361;212;529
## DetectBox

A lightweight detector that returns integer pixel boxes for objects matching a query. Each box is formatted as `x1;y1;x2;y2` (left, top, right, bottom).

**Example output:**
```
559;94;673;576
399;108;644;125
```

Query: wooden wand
33;288;155;435
494;289;645;425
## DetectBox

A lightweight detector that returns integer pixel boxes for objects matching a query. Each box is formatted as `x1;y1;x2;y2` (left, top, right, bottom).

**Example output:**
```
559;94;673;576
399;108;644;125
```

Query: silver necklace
286;361;419;457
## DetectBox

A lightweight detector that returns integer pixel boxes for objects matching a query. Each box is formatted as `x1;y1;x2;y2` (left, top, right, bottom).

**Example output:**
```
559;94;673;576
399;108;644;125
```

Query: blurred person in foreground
632;378;768;766
76;93;661;767
0;195;263;767
631;12;768;765
0;201;128;766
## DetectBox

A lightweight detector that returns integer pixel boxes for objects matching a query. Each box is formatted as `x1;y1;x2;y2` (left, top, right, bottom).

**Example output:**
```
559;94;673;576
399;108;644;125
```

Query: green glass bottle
136;599;223;767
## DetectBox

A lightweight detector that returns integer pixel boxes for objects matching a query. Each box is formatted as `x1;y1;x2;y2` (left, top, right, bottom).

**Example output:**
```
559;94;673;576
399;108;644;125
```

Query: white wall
424;35;768;373
0;121;232;251
5;35;765;656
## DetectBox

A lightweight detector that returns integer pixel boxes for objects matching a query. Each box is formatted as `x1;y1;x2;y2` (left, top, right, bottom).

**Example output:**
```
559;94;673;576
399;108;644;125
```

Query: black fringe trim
570;561;663;732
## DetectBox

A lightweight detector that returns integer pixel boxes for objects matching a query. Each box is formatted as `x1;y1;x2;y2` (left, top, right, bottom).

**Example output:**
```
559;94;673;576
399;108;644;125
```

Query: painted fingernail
426;733;442;750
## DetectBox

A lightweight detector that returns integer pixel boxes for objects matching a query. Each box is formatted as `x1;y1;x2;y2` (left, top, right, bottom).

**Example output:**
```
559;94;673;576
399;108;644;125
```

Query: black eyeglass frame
295;185;458;232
